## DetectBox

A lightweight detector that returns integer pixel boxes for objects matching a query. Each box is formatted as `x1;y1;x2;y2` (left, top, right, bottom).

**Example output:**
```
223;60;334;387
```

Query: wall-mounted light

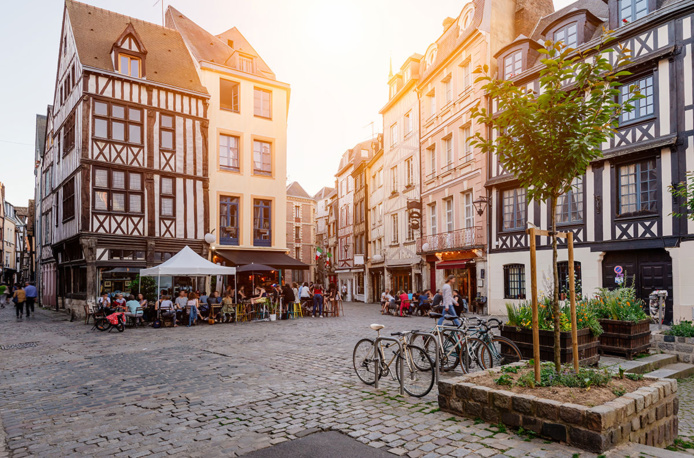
473;196;490;216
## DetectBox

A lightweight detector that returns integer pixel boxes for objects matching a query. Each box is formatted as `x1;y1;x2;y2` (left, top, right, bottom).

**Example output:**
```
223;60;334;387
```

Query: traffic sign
614;265;623;275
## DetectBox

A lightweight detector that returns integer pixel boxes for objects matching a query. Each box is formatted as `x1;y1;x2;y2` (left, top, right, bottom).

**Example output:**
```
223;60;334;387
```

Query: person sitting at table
198;293;211;319
137;293;153;322
292;283;300;306
398;290;410;317
156;295;177;327
382;290;394;315
187;292;200;326
97;292;111;311
415;290;432;316
431;289;443;313
113;293;127;311
125;295;144;325
281;283;295;318
220;291;235;323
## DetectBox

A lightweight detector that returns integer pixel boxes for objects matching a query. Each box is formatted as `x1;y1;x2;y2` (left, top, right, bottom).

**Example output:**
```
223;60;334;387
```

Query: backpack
152;319;162;329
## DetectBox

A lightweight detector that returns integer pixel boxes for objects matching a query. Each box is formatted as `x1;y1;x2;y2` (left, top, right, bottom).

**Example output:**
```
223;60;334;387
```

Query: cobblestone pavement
0;304;684;457
677;376;694;438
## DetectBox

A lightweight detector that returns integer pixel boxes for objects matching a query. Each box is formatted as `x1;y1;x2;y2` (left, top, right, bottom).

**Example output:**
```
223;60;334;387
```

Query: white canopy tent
139;246;237;300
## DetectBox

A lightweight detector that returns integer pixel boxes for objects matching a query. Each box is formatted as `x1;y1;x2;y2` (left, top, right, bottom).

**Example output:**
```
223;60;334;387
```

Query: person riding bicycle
437;275;461;327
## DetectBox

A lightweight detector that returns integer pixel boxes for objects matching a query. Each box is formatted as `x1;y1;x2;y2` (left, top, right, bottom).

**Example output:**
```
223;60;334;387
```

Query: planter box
501;326;600;366
652;332;694;363
438;364;679;453
598;319;651;359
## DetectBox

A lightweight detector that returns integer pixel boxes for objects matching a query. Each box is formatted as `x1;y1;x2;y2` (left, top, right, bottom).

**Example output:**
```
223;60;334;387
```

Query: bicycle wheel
116;323;125;332
459;337;493;373
486;336;522;367
395;345;435;397
353;338;379;385
425;331;460;372
95;318;109;331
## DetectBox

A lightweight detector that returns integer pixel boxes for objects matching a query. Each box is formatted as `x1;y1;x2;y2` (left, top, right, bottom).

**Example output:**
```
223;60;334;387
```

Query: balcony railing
416;226;482;253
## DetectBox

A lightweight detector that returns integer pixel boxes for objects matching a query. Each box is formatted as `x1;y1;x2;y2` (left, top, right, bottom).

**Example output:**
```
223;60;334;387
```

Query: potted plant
503;297;602;365
589;285;650;359
267;299;278;321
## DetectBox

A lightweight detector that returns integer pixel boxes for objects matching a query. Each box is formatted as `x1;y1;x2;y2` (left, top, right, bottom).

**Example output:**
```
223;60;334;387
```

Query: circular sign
614;265;623;275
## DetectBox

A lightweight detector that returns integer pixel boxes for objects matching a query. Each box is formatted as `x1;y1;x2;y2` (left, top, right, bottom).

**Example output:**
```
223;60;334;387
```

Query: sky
0;0;574;205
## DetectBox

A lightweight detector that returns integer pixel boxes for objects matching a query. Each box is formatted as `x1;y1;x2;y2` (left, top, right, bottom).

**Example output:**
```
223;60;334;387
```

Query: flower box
598;319;651;359
501;326;600;366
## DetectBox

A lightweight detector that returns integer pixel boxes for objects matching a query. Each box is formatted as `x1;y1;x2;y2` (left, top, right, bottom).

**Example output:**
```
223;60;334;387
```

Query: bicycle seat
428;312;443;318
370;324;385;331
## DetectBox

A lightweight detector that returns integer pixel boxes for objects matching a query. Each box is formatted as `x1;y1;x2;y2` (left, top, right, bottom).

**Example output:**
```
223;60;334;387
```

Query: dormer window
240;56;253;73
118;54;141;78
504;51;522;79
620;0;648;24
554;22;578;48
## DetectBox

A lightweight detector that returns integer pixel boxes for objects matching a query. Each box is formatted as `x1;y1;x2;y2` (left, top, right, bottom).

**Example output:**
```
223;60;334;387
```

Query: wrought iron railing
416;226;482;253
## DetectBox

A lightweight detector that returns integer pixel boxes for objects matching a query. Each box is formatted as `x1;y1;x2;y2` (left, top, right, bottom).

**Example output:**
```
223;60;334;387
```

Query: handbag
12;295;19;305
208;317;215;325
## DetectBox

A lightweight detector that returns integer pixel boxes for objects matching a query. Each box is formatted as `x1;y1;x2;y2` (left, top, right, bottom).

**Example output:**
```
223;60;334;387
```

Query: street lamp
473;196;491;216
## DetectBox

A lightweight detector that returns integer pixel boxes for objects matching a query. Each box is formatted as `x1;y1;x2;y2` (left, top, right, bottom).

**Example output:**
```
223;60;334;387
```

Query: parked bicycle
417;313;490;373
93;307;126;333
467;317;522;367
352;324;435;397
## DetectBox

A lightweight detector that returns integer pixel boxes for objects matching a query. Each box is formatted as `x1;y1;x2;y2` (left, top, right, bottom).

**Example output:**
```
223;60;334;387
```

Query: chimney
442;17;456;32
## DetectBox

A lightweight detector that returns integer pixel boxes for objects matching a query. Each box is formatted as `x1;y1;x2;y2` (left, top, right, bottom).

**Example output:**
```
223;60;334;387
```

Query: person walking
24;282;37;316
312;284;324;317
0;283;7;308
437;275;461;326
13;284;27;321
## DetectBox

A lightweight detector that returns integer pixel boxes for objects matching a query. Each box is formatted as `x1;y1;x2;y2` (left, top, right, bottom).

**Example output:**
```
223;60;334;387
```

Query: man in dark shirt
431;289;443;312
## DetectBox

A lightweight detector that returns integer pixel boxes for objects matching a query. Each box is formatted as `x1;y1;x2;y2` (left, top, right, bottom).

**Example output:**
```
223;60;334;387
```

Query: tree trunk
551;198;561;372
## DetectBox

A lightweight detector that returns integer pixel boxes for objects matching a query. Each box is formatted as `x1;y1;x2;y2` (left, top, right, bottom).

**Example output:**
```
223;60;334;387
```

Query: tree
470;34;640;372
669;172;694;220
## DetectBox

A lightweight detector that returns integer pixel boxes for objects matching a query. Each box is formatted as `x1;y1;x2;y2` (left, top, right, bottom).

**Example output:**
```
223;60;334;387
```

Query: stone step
608;441;691;457
599;353;678;374
646;362;694;379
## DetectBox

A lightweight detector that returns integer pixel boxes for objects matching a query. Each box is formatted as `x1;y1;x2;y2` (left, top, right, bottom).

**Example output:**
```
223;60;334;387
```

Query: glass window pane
129;124;141;144
129;173;142;191
120;55;128;75
112;105;125;119
128;108;141;122
94;102;108;116
95;118;108;138
161;130;173;149
161;197;173;216
112;121;125;141
161;178;173;195
161;115;173;129
95;169;108;187
130;58;139;77
94;191;108;210
129;194;142;213
112;171;125;189
112;193;125;212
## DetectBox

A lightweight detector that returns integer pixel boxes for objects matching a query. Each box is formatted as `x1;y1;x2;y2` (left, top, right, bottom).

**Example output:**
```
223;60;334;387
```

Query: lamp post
472;196;490;216
204;231;216;293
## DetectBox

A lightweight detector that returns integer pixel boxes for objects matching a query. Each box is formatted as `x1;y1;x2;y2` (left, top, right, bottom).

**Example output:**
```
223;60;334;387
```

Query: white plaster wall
668;241;694;322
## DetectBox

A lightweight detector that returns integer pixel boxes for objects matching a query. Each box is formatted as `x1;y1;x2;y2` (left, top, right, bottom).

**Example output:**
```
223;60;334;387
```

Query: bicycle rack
409;331;440;385
373;337;404;396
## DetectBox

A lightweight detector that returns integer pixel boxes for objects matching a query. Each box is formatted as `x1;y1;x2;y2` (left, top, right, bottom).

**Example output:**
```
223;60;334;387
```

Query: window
461;126;472;162
502;188;526;230
160;114;175;150
557;261;582;297
220;79;240;112
391;166;398;192
620;0;648;24
444;137;453;166
239;56;253;73
377;168;383;187
253;199;272;247
93;168;143;213
554;23;578;48
295;205;301;219
390;123;398;146
618;159;657;216
464;192;474;228
295;246;301;260
556;176;584;224
504;51;522;79
404;112;412;135
43;167;52;198
93;101;143;144
405;158;413;186
391;214;399;244
407;217;414;241
160;177;175;217
429;203;437;235
429;91;436;117
461;62;471;89
444;78;453;103
294;226;301;241
118;54;140;78
254;88;271;118
253;140;272;176
219;196;239;245
445;198;454;232
378;203;383;222
62;177;75;222
503;264;526;299
428;146;436;177
63;113;75;155
621;75;654;123
219;134;240;172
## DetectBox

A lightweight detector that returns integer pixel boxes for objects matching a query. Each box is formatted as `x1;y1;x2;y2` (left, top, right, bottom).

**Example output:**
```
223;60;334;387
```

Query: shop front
432;249;483;309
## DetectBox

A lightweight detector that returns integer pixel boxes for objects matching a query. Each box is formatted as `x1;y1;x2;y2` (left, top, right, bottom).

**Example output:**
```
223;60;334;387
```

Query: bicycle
468;317;522;367
418;313;491;374
352;324;435;397
92;307;126;333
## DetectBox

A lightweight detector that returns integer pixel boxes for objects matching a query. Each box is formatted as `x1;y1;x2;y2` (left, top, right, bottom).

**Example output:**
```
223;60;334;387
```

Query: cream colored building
169;8;299;273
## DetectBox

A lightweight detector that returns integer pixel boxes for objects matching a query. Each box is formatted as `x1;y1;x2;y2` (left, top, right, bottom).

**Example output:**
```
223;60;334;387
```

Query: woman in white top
157;295;176;327
187;292;200;327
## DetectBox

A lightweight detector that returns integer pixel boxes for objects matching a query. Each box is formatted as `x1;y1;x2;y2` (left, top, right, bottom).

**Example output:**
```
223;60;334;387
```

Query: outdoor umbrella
236;263;275;292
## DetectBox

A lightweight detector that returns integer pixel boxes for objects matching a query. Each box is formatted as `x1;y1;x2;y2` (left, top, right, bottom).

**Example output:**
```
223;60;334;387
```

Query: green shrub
590;285;648;322
505;299;603;337
666;321;694;338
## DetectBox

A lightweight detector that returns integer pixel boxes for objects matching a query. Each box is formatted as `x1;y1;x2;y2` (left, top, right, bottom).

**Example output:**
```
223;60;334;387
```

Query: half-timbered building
41;1;210;314
486;0;694;323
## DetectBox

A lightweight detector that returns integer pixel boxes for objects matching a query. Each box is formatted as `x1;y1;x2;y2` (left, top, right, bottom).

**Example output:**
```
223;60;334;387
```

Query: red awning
436;259;473;270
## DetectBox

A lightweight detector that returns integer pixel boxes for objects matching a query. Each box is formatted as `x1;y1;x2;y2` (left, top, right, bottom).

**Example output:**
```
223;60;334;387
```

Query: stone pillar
80;236;98;308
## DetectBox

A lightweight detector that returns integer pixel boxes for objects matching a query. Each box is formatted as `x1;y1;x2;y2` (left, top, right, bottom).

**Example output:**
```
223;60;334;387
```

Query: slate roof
313;187;336;201
166;6;276;80
65;0;206;93
286;182;312;199
530;0;608;42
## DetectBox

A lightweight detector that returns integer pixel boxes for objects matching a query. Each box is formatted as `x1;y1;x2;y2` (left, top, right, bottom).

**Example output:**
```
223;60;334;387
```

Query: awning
140;246;237;276
216;249;310;270
436;259;473;270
